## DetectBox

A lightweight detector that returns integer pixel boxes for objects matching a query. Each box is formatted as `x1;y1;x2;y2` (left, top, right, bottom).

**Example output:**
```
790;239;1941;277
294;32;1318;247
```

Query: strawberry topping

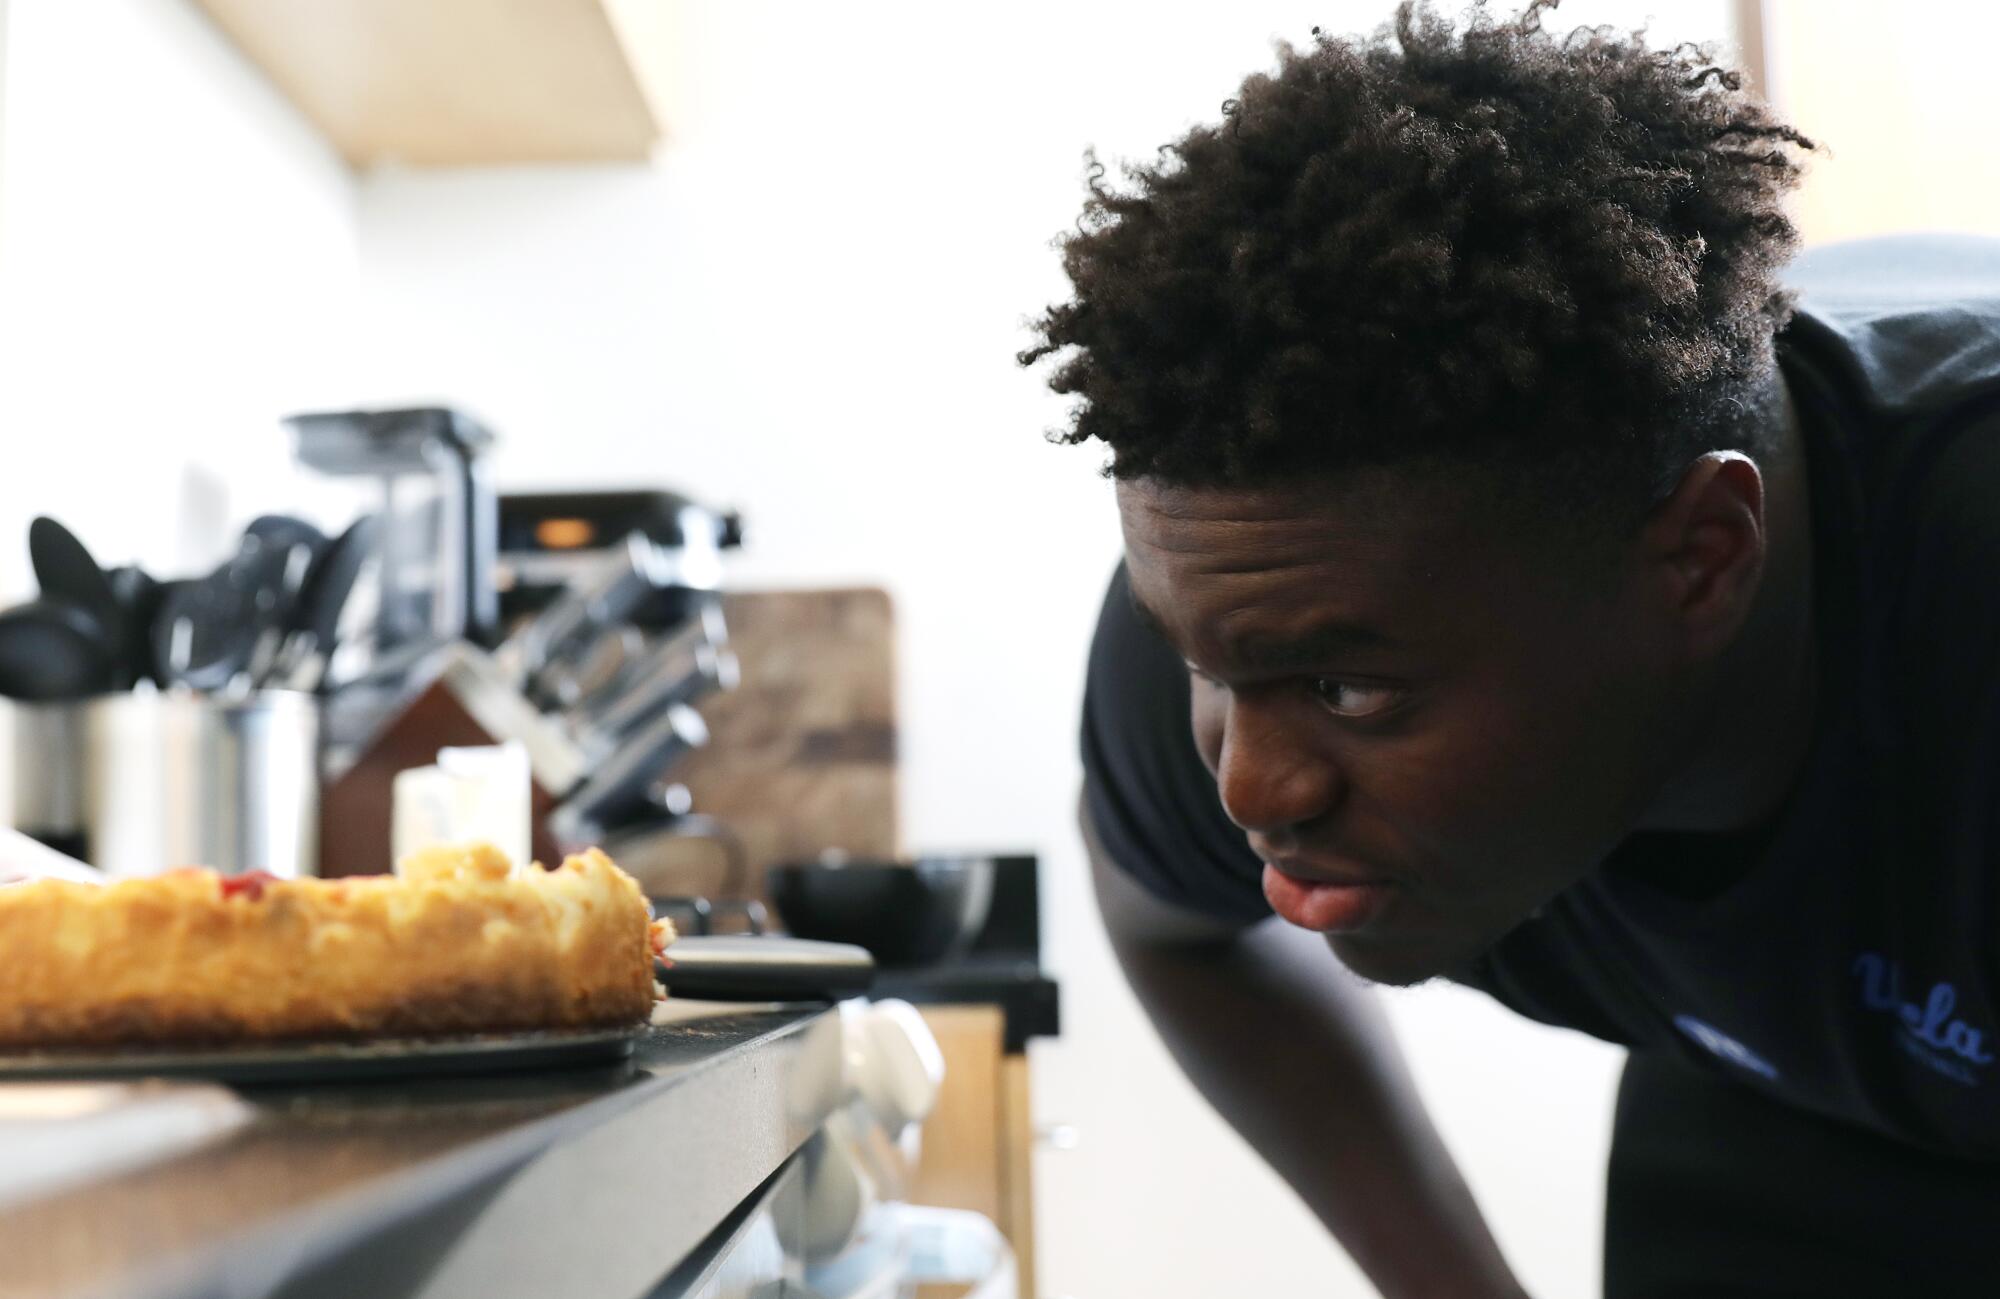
218;870;280;901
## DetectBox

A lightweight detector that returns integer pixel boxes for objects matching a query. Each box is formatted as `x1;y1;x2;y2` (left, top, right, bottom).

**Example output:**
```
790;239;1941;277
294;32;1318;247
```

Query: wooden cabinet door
909;1005;1036;1299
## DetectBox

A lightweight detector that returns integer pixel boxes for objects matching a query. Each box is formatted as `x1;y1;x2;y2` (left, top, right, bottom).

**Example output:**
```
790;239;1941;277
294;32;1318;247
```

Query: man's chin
1322;929;1489;988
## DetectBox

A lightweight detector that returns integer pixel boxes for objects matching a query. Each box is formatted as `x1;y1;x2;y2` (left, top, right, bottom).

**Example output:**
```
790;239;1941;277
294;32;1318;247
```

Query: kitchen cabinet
910;1005;1039;1299
191;0;673;166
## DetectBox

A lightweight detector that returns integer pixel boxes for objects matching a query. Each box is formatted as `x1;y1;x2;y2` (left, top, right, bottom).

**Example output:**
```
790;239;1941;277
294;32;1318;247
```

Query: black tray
0;1023;644;1085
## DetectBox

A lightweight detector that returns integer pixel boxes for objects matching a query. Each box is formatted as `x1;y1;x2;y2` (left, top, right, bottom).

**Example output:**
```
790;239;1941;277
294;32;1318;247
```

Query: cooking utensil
287;406;499;651
105;566;163;687
247;546;319;691
145;518;350;694
27;519;137;691
535;622;649;715
567;601;736;755
547;701;709;849
27;518;123;650
278;513;381;692
236;516;328;688
499;531;673;703
766;858;997;968
654;935;874;1001
245;514;329;558
0;1024;640;1085
149;529;295;694
0;599;118;701
151;579;207;689
147;579;203;687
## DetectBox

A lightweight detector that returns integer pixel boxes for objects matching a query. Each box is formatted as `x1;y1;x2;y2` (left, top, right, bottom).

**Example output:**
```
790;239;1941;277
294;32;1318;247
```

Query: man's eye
1309;678;1400;718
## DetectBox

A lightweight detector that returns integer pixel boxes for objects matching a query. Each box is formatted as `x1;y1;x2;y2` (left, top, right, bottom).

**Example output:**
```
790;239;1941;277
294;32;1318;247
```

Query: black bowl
766;857;995;968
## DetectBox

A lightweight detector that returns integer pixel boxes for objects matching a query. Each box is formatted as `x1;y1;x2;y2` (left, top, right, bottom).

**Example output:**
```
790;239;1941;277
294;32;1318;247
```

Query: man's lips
1262;862;1394;933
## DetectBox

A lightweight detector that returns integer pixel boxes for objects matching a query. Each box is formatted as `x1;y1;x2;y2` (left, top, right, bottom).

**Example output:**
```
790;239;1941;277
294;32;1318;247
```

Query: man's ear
1637;451;1768;659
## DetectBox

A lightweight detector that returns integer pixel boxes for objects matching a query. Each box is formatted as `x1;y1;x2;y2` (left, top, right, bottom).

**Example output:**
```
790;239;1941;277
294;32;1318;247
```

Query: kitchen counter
0;1002;843;1299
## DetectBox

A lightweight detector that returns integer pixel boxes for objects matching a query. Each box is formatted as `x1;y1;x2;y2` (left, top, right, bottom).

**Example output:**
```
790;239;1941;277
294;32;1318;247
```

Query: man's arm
1084;794;1529;1299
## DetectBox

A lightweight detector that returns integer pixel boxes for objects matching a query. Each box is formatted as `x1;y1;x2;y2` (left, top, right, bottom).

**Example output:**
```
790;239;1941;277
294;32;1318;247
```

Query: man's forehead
1114;469;1556;661
1115;466;1480;533
1115;473;1465;573
1126;574;1403;670
1120;489;1404;646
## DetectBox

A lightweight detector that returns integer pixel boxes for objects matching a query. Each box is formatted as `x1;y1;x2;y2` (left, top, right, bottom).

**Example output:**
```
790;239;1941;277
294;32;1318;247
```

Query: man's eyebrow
1128;587;1398;670
1231;622;1397;673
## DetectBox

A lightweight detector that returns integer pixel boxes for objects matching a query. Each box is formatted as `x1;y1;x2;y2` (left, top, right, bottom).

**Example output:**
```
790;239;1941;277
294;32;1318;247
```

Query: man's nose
1214;694;1341;836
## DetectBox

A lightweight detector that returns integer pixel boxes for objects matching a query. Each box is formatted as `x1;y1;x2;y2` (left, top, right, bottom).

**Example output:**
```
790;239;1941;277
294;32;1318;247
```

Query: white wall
350;5;1734;1297
0;0;359;594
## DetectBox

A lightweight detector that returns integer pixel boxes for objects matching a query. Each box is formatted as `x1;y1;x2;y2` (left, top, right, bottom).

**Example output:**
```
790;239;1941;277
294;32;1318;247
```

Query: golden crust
0;844;674;1048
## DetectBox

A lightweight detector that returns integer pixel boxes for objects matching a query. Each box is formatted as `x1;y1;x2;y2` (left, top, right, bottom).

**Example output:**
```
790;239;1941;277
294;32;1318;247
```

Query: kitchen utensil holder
3;691;319;877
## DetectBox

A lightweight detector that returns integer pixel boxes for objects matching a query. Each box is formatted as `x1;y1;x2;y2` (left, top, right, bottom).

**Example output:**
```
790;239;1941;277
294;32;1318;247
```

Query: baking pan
0;1023;642;1085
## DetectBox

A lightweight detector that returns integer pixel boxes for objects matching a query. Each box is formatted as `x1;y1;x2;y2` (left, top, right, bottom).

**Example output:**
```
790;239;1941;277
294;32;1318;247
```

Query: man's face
1119;470;1692;985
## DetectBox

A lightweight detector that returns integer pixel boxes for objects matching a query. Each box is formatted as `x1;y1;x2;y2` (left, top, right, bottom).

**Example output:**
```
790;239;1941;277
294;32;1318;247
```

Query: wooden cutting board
569;586;901;904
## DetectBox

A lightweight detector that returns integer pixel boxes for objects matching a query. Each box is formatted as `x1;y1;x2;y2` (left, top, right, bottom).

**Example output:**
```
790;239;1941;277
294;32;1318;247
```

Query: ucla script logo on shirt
1851;952;1994;1087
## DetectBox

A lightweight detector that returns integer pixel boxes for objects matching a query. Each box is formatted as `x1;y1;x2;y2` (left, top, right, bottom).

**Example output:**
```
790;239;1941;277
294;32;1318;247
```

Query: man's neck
1635;372;1823;838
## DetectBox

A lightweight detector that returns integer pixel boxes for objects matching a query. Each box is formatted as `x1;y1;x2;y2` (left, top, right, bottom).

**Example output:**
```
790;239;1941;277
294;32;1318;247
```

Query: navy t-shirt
1081;235;2000;1157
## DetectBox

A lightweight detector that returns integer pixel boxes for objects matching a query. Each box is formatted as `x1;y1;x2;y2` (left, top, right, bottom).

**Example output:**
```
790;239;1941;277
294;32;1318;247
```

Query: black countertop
0;1003;842;1299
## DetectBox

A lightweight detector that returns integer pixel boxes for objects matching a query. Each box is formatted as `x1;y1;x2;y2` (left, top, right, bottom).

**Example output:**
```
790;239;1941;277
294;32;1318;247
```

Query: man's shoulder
1902;405;2000;563
1783;236;2000;607
1783;234;2000;422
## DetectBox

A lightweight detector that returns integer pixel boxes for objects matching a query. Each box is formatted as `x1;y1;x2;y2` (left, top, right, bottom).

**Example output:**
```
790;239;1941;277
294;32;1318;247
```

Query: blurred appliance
495;489;742;630
287;405;506;775
285;406;499;653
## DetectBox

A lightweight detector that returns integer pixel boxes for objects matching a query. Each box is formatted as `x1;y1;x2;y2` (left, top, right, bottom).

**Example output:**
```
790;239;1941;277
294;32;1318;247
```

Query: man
1022;3;2000;1295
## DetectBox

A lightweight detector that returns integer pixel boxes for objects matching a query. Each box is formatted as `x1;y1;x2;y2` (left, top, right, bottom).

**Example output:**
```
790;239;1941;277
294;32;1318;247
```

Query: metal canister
3;692;319;877
4;701;90;859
